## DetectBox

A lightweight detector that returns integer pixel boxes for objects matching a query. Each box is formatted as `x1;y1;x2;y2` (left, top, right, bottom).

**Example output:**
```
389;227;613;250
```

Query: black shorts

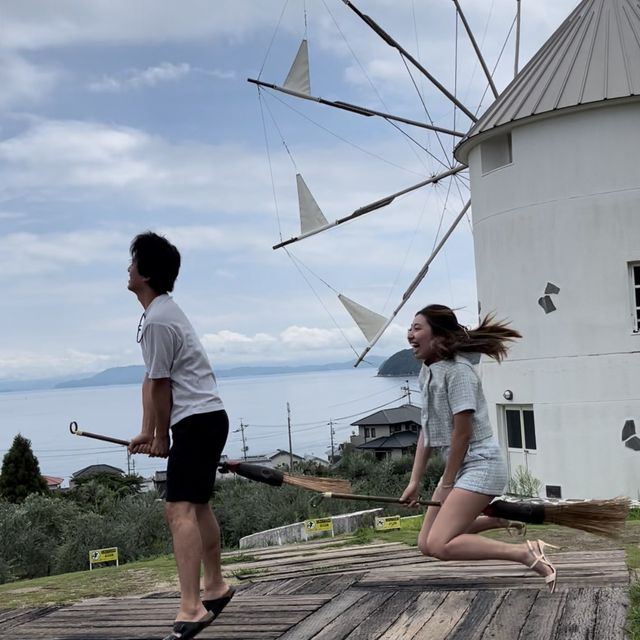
166;410;229;503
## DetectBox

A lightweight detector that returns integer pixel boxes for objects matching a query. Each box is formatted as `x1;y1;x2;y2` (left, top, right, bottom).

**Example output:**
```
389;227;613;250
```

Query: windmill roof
351;403;421;427
455;0;640;163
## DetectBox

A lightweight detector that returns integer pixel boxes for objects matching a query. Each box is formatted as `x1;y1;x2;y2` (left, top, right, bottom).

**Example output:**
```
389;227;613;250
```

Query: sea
0;368;418;487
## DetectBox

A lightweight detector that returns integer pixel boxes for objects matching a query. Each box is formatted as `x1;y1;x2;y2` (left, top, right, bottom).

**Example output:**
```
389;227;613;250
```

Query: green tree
0;434;48;503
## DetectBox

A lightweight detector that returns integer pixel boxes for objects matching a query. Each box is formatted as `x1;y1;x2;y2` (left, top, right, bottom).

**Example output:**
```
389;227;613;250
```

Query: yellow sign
375;516;401;531
89;547;119;569
304;518;333;532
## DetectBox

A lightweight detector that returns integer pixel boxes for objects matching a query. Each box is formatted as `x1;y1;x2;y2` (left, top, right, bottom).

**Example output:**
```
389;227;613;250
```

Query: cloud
88;62;192;93
1;1;288;50
0;348;115;380
201;322;408;363
0;53;60;111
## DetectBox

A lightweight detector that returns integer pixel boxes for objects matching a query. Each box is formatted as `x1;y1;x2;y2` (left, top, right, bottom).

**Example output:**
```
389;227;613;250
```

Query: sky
0;0;580;381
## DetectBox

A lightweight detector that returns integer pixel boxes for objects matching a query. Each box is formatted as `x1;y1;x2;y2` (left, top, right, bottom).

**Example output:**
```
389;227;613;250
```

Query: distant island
377;349;421;377
53;357;388;390
0;351;426;394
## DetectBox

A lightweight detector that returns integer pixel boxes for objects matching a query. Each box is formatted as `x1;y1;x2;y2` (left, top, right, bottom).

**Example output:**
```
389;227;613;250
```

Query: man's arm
128;374;155;454
149;377;172;458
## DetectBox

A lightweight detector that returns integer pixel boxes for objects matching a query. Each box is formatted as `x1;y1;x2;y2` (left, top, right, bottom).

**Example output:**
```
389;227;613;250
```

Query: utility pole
328;419;336;463
287;402;294;471
234;421;249;460
401;379;413;404
126;450;131;475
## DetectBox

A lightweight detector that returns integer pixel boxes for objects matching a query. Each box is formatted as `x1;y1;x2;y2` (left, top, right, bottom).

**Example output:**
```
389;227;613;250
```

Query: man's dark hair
130;231;181;294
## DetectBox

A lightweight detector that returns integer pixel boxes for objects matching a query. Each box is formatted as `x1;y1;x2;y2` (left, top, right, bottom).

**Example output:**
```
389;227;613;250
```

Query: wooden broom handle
69;421;130;447
323;491;441;507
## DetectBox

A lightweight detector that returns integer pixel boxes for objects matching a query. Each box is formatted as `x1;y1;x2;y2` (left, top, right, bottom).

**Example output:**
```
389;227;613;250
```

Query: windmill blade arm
339;0;477;123
452;0;499;99
353;198;471;366
273;165;466;250
248;78;465;136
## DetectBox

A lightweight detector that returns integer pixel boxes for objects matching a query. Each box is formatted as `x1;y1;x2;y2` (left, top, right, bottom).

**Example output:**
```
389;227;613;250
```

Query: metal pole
287;402;294;471
514;0;522;77
240;421;248;461
329;419;335;462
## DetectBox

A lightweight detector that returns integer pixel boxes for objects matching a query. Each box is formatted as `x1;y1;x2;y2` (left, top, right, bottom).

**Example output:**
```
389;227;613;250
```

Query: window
630;262;640;333
546;485;562;499
505;407;537;450
364;427;376;438
364;428;370;438
390;425;401;434
481;133;512;174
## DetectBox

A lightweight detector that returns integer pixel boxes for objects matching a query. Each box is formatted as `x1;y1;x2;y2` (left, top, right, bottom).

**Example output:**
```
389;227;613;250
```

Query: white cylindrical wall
467;102;640;499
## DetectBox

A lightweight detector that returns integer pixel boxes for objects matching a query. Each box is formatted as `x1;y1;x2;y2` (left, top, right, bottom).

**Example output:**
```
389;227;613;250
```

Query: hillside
54;357;387;389
377;349;421;376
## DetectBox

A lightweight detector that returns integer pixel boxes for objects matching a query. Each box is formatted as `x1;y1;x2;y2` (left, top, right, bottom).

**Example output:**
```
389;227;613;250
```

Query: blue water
0;368;417;486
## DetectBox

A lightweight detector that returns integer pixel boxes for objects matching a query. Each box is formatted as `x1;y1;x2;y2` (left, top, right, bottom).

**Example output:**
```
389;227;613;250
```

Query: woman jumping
401;304;558;592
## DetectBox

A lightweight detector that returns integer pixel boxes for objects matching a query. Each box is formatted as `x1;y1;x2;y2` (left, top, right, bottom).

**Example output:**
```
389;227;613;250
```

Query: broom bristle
283;474;352;494
542;497;631;538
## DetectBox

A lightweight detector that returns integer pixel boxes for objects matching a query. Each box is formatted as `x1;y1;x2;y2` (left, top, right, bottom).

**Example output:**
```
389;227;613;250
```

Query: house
350;404;420;460
69;464;124;488
42;475;64;490
454;0;640;499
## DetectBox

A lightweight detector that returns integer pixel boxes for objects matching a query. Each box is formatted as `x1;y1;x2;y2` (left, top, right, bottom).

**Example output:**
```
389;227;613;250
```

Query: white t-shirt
140;294;224;426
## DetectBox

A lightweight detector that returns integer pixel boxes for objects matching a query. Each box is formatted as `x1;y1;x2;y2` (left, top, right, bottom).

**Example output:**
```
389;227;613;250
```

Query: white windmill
252;0;640;499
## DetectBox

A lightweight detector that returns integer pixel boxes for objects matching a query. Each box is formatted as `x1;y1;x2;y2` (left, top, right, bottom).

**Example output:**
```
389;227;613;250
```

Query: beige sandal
527;539;559;593
505;520;527;537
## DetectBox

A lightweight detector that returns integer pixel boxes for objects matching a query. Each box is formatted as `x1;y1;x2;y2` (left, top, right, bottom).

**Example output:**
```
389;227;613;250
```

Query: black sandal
162;611;214;640
203;586;236;619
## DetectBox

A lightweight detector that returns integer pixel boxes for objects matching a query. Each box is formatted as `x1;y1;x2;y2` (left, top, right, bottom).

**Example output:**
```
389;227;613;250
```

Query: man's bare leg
166;501;209;622
196;503;231;600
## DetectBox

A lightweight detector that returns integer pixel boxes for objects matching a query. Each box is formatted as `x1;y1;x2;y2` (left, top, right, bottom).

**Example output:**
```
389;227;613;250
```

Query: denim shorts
440;436;508;496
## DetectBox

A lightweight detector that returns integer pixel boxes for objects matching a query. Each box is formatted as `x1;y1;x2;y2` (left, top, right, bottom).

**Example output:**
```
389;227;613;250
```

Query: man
127;231;234;640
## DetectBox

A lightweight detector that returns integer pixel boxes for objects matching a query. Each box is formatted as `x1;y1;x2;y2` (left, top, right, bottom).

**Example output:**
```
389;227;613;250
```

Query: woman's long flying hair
417;304;521;362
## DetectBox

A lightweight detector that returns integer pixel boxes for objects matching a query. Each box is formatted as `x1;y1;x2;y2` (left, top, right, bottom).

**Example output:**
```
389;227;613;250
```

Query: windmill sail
297;174;328;233
284;39;310;94
338;295;388;343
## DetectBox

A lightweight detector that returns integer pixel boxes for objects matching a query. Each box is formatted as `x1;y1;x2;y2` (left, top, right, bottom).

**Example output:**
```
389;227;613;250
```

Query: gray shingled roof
455;0;640;163
356;431;418;450
351;403;421;427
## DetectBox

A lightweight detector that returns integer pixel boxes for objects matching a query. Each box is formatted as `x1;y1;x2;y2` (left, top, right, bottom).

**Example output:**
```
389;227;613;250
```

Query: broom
69;422;352;494
316;491;630;538
218;460;352;494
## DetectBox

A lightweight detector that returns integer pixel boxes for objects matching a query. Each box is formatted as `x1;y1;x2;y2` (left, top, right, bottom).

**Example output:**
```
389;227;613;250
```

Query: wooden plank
447;590;506;640
592;587;629;640
479;589;537;639
308;592;394;640
412;590;477;640
377;591;449;640
278;589;370;640
518;591;566;640
551;587;599;640
343;591;419;639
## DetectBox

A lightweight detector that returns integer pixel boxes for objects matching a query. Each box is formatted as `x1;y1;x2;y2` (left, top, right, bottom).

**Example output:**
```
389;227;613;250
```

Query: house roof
42;475;64;487
351;403;421;427
71;464;124;479
455;0;640;163
356;431;418;451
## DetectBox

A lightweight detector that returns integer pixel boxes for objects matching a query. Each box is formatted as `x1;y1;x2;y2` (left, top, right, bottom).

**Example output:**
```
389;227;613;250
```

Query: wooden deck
1;542;631;639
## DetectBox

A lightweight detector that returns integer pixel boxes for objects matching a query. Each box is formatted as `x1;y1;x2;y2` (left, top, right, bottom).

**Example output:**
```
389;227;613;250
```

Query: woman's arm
441;410;473;487
400;429;432;505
